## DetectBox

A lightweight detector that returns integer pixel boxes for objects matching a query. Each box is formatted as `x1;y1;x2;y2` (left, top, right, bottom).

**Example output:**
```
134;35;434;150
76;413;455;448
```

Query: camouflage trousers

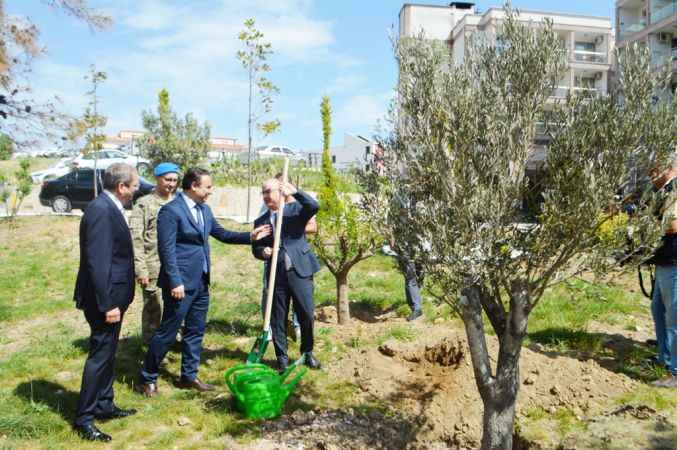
141;284;163;345
141;283;183;346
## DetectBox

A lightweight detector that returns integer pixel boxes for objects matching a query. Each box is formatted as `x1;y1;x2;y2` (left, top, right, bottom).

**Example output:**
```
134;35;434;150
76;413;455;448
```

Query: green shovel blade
246;329;270;364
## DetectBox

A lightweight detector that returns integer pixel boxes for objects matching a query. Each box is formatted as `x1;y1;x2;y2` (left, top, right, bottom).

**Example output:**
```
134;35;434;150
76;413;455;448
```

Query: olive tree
380;8;675;450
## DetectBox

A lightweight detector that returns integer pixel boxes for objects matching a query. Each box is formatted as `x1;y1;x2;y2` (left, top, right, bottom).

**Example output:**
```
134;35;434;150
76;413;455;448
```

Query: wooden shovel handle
262;158;289;331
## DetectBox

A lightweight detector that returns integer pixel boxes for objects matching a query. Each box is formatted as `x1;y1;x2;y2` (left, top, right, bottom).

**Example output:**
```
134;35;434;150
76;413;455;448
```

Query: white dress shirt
104;190;128;225
181;193;204;227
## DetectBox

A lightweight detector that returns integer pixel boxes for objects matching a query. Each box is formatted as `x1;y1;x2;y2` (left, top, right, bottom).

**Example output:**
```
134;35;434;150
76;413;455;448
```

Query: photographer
648;158;677;388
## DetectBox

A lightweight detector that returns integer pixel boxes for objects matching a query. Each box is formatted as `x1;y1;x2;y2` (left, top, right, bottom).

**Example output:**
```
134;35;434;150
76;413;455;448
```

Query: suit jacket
253;190;321;278
74;193;135;312
157;193;251;291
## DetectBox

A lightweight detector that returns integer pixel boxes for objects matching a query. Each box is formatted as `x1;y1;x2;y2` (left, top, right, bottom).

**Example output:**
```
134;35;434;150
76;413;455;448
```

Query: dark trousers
141;275;209;383
271;259;315;365
397;258;424;312
75;307;125;426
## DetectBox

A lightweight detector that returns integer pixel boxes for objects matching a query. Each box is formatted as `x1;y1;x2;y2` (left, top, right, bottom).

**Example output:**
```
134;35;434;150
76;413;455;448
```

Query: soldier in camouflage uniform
130;162;180;345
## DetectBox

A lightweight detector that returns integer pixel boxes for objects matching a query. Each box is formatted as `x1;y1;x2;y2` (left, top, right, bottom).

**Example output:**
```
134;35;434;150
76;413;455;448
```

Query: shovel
247;157;289;364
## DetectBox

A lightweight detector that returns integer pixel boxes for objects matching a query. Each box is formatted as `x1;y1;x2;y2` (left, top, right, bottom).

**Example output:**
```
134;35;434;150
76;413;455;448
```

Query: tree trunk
336;271;350;325
460;281;529;450
245;63;253;223
480;365;520;450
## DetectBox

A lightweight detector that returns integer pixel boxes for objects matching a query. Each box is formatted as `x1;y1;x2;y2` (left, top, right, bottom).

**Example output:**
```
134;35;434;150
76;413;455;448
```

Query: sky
7;1;616;151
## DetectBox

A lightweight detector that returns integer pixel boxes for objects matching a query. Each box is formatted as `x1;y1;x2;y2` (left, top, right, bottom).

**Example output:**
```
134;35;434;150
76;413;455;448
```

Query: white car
30;157;74;183
71;149;151;174
240;145;304;163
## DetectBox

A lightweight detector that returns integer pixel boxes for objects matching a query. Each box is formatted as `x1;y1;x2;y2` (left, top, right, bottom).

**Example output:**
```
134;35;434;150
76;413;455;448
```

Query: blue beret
154;162;180;177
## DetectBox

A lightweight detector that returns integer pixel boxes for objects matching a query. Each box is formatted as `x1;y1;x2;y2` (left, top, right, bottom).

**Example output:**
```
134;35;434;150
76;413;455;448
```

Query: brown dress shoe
135;382;159;397
177;377;215;392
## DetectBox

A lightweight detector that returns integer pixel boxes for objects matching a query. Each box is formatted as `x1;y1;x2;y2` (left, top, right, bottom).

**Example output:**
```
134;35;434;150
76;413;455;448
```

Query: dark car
39;169;154;213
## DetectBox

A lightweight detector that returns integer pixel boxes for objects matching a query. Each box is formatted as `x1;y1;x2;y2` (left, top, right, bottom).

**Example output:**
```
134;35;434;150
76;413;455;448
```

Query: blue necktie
195;204;208;274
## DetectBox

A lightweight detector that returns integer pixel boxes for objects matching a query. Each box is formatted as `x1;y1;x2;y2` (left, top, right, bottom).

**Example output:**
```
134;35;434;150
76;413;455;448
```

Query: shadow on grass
71;337;89;353
206;318;259;337
68;335;146;390
648;417;677;450
14;379;79;424
527;327;661;383
348;301;401;324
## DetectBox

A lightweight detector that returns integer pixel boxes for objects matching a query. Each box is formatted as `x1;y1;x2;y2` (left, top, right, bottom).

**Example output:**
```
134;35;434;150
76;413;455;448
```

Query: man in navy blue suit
73;163;140;442
137;167;270;395
253;178;322;372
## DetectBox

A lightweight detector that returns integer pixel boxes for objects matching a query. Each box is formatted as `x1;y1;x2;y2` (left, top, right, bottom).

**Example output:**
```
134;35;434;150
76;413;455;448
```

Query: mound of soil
311;330;641;449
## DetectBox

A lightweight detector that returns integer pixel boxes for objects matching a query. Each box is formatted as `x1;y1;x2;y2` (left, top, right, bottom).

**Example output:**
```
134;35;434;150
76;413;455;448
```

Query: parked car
30;157;74;183
39;169;154;213
239;145;303;163
71;149;152;175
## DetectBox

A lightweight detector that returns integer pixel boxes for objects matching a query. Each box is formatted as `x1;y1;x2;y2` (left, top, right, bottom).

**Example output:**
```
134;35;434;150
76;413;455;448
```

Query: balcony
551;86;570;98
572;50;608;64
619;21;647;39
572;86;603;95
550;86;604;99
651;1;677;24
652;49;675;67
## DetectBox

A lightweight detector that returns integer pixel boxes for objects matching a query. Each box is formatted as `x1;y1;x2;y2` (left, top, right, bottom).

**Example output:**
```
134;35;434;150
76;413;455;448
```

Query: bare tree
380;7;675;449
0;0;111;149
237;18;280;223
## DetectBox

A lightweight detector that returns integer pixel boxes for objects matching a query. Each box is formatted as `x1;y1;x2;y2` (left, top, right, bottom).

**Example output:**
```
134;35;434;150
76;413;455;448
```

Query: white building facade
616;0;677;92
399;2;615;98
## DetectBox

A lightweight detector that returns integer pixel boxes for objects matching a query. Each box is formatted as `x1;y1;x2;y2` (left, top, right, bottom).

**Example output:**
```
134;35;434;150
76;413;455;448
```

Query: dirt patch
261;409;417;450
311;330;641;449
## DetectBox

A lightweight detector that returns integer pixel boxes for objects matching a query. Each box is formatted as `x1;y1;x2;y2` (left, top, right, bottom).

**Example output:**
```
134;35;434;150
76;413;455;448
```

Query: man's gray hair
103;163;137;191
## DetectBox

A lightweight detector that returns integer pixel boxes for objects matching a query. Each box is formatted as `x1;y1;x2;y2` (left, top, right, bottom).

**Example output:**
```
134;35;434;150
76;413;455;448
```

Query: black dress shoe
74;423;112;442
277;361;289;374
304;352;322;370
95;406;137;421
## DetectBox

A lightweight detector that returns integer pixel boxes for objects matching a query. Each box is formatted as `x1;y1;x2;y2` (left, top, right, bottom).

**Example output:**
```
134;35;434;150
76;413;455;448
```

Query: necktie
195;204;203;231
195;204;208;273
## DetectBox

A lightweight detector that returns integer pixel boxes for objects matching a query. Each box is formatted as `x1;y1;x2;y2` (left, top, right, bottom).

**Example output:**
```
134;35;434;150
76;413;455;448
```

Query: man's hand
252;224;272;241
263;247;273;259
280;181;298;197
171;285;185;300
105;307;121;324
137;276;149;287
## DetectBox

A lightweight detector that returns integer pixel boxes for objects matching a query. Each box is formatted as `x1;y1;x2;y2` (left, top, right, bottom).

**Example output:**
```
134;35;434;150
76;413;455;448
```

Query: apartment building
399;2;615;99
616;0;677;91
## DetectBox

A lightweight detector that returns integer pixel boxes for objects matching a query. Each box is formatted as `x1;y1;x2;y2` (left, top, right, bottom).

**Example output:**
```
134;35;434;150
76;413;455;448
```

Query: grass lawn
0;157;57;180
1;217;675;449
0;217;408;449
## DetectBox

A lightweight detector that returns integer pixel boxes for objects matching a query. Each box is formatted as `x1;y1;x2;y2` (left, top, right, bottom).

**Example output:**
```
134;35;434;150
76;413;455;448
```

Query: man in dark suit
73;163;140;442
136;167;270;396
253;178;322;372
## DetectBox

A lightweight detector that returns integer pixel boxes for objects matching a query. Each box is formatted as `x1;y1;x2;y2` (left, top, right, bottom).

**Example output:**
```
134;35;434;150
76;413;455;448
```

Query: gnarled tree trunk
460;281;529;450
